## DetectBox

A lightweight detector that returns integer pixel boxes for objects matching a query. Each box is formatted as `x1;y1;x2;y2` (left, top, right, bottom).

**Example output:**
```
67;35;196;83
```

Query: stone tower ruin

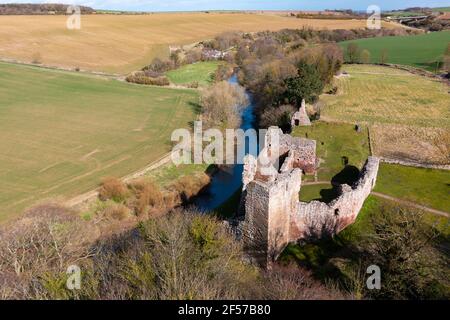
238;127;380;267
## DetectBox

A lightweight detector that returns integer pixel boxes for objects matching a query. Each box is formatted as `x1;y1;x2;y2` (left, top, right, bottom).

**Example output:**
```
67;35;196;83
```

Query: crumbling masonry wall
290;157;380;240
240;127;380;266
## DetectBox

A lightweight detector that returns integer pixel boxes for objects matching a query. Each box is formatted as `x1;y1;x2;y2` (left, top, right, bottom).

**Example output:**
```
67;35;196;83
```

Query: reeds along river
193;74;257;211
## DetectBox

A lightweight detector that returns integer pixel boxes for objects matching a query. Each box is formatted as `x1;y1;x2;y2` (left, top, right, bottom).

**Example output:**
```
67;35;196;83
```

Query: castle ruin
237;127;380;266
291;99;311;127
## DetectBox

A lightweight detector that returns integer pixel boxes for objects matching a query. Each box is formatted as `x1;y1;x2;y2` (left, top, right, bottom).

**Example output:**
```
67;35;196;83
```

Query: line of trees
216;29;344;129
0;4;94;15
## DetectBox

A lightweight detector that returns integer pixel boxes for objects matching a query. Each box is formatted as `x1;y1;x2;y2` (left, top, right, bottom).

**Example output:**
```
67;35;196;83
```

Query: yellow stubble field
0;13;401;74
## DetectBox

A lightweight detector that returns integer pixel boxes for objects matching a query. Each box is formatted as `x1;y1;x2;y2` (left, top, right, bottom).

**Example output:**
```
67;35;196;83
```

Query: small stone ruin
291;99;311;127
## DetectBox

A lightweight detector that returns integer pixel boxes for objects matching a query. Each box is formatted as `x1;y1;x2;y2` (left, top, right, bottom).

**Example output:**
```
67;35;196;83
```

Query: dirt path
303;181;331;186
371;192;449;218
65;153;172;209
302;181;449;218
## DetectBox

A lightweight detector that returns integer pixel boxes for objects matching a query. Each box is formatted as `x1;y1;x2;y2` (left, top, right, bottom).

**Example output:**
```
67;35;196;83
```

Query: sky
1;0;449;12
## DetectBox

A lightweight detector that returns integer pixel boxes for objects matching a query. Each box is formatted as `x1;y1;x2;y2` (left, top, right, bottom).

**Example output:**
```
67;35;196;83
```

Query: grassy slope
375;163;450;213
339;31;450;71
321;64;449;128
292;122;370;182
166;61;221;86
0;62;198;221
147;163;210;187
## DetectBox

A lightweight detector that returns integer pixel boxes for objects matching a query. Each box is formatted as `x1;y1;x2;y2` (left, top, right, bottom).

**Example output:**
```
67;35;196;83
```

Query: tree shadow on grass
306;165;361;204
188;101;202;115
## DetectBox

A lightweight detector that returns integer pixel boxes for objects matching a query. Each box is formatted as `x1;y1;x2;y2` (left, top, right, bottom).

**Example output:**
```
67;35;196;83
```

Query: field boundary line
379;157;450;170
0;58;122;79
344;63;450;86
367;126;374;156
65;152;173;209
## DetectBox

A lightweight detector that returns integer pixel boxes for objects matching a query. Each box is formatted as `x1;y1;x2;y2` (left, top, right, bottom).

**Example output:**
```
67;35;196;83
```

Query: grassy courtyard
292;121;371;182
0;62;198;221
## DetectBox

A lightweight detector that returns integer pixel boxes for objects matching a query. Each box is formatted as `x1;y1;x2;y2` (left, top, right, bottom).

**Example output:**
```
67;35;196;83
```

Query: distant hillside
0;3;95;15
433;7;450;12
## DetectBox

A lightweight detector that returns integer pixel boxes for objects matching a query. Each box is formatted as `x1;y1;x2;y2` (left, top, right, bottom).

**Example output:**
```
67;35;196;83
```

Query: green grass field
292;122;370;182
375;163;450;213
147;163;210;187
0;62;198;222
384;11;425;17
166;61;222;86
340;31;450;71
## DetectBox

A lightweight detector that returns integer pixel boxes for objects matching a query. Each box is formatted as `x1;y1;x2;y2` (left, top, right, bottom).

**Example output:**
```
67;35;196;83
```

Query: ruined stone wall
260;126;316;175
290;157;380;240
239;126;379;267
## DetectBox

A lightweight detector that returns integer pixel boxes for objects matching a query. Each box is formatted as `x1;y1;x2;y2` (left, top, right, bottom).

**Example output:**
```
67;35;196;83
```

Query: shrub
284;62;324;104
125;72;170;86
185;49;203;64
172;174;210;203
356;205;449;300
200;81;248;128
131;210;258;299
31;52;42;64
0;203;97;299
346;43;361;63
260;104;296;131
143;58;175;73
380;48;389;64
260;264;345;300
214;64;234;82
443;43;450;74
128;179;163;216
98;177;128;202
360;49;371;64
187;81;199;88
102;203;131;221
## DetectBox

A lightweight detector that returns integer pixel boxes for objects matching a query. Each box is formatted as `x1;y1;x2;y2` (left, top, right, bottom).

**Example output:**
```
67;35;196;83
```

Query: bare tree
201;81;248;128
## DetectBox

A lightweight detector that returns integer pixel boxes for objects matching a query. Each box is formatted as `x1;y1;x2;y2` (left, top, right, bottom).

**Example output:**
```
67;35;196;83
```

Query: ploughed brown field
0;13;401;74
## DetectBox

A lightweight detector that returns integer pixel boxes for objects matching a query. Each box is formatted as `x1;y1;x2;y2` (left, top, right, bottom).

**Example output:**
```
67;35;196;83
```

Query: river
193;74;257;211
